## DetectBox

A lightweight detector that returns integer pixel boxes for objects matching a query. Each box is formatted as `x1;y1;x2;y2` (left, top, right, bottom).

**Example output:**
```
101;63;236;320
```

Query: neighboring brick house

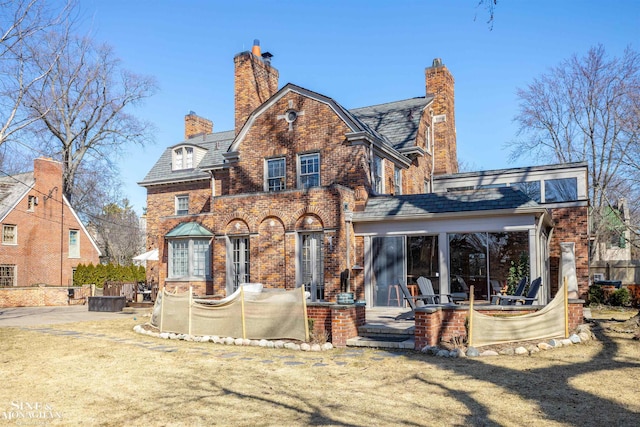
140;40;590;304
0;158;101;288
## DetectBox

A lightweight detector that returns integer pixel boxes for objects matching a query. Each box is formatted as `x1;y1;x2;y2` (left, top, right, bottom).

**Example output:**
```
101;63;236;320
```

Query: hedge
73;263;146;287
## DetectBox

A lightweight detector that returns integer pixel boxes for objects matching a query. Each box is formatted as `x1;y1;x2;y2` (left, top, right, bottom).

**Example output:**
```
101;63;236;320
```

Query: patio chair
450;275;469;303
491;276;528;305
494;277;542;305
417;276;453;304
395;281;436;320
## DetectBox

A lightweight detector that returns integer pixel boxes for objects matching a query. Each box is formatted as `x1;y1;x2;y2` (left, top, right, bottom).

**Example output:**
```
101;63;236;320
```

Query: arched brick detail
224;219;250;235
219;211;258;234
288;206;329;230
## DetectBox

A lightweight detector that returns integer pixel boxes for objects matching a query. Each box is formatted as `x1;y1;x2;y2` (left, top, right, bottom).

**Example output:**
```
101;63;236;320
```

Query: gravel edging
420;323;596;358
133;323;334;352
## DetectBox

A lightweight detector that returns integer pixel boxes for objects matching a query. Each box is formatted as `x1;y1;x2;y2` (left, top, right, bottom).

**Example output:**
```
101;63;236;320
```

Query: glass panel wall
406;236;439;292
449;232;529;301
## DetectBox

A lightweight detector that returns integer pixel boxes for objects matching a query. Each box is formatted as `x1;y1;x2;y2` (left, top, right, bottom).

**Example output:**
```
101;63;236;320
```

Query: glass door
301;233;324;301
371;236;405;307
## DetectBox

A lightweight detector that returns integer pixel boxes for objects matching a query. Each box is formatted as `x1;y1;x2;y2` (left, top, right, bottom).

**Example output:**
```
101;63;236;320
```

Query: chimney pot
252;39;261;57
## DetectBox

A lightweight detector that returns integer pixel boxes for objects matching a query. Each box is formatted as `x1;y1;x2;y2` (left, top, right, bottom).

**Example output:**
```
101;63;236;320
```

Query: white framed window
0;265;16;287
231;237;250;292
373;155;384;194
173;146;195;170
2;224;16;245
298;153;320;189
394;167;402;195
168;238;211;279
27;195;38;211
425;125;431;152
266;157;286;191
175;195;189;215
69;229;80;258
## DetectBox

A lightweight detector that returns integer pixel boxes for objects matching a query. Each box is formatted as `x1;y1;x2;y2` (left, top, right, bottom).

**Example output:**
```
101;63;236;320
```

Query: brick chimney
33;157;63;203
426;58;458;175
234;39;279;135
184;111;213;140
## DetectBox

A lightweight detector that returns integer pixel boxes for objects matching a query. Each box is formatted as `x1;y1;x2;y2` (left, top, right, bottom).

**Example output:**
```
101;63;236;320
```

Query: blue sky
78;0;639;215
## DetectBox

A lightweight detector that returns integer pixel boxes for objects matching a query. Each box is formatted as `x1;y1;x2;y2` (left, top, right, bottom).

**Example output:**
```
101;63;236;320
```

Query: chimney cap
432;58;443;67
251;39;261;57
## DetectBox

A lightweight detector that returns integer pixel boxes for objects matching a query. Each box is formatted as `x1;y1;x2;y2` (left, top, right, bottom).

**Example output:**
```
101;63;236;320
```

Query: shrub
588;285;605;306
609;287;631;306
73;263;146;287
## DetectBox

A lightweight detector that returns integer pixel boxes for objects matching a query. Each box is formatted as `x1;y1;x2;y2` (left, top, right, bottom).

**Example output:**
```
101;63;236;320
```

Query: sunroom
353;187;553;307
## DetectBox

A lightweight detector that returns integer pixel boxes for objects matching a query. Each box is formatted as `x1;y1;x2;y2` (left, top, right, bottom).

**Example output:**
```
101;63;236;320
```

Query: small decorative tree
506;253;529;295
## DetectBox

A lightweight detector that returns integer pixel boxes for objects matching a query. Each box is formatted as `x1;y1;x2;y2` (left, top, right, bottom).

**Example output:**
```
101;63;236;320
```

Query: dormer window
173;146;195;170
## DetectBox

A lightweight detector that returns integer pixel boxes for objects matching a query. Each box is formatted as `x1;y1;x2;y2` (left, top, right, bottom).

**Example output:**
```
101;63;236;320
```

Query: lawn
0;308;638;426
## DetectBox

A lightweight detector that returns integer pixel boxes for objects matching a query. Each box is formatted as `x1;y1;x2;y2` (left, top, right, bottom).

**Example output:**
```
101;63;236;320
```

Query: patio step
346;322;415;349
346;335;415;350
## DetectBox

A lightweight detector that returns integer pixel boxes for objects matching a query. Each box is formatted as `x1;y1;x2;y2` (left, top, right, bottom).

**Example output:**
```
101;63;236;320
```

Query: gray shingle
353;187;542;221
0;172;34;221
139;131;234;186
350;97;433;150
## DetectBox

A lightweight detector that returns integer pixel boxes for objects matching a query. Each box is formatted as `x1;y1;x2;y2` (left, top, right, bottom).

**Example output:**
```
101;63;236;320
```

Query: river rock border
133;324;334;352
420;324;595;358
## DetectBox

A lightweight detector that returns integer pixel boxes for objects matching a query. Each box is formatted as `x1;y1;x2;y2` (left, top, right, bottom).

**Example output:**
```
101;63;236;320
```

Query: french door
300;233;324;301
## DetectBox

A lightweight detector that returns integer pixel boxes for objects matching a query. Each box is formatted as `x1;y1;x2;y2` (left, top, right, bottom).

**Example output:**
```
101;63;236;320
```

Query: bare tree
25;32;158;202
0;0;72;146
509;45;640;260
92;199;144;265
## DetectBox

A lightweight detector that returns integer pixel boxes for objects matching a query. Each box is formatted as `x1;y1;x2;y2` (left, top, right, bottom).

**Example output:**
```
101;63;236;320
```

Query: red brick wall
0;285;91;308
0;158;100;288
414;301;585;348
306;303;364;347
426;61;457;176
185;112;213;139
234;51;279;135
549;206;590;298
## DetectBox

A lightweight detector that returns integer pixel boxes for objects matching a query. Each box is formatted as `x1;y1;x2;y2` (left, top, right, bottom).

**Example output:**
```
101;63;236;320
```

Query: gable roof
353;187;545;222
140;85;429;186
0;172;34;222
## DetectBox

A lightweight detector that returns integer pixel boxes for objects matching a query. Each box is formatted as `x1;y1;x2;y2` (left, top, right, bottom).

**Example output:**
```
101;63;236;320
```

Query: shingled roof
0;172;34;221
138;130;234;187
353;187;544;221
350;96;433;151
140;90;430;187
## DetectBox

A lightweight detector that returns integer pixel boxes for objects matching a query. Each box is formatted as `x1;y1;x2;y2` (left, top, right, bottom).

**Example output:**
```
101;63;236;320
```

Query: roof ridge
349;96;430;111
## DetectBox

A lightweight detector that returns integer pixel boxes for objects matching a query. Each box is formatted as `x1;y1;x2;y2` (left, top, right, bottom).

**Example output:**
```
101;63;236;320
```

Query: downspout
430;111;435;192
344;205;353;293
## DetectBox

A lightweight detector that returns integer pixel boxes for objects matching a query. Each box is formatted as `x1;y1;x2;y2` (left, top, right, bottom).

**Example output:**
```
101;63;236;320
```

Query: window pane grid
171;240;189;277
2;225;16;244
267;158;286;191
0;265;15;287
300;154;319;188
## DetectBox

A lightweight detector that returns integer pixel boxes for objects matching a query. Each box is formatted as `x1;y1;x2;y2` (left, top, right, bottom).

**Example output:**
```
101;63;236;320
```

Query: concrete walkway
0;305;146;327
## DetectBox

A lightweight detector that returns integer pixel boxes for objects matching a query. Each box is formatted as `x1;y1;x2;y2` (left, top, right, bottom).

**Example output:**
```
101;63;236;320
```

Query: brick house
140;40;589;305
0;158;101;288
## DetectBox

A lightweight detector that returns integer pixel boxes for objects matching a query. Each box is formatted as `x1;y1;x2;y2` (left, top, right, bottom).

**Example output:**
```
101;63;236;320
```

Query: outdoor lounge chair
417;276;453;304
450;275;469;303
491;277;528;305
493;277;542;305
395;281;436;320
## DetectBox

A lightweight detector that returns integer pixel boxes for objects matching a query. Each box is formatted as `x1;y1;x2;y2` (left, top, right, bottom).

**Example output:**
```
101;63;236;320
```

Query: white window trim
168;238;211;280
372;155;385;194
69;229;80;258
175;195;189;216
0;264;16;287
172;146;196;171
394;167;402;195
297;152;320;189
2;224;17;245
265;157;286;192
